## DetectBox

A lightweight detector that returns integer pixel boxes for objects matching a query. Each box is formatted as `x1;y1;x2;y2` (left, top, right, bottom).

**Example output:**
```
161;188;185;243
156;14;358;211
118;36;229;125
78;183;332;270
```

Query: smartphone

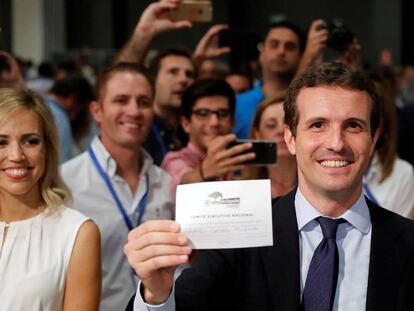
168;0;213;23
228;139;277;166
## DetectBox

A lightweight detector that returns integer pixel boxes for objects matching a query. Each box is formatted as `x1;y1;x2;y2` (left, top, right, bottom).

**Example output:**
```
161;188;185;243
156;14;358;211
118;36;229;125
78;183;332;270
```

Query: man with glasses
161;79;255;192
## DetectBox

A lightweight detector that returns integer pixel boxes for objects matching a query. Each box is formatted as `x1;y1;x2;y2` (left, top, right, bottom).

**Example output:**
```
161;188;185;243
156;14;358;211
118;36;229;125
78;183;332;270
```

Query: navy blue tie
302;217;345;311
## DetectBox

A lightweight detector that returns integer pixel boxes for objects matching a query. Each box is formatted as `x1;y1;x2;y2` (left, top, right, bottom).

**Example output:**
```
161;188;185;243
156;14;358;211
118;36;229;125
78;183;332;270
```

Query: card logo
205;191;241;208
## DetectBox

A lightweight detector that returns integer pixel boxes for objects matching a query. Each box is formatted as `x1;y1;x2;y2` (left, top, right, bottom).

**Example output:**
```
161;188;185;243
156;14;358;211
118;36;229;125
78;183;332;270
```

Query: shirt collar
251;81;265;99
237;81;264;99
44;95;66;113
140;149;154;176
254;80;263;91
90;136;153;179
187;142;207;161
295;188;371;234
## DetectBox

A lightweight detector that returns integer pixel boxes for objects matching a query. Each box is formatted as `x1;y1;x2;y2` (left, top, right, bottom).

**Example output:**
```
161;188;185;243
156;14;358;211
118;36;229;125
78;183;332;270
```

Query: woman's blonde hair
0;87;71;212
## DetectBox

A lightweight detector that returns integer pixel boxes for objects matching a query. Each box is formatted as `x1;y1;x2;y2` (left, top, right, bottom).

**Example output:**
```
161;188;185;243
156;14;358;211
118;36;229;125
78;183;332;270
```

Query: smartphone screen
228;139;277;166
168;1;213;23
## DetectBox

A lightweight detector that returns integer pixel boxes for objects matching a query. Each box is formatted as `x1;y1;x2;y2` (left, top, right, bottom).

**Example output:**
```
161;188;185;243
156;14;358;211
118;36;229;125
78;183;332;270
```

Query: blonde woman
0;87;101;310
248;92;297;197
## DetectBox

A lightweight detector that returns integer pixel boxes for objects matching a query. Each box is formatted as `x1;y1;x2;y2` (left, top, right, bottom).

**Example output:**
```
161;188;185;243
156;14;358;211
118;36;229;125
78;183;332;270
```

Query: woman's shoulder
44;205;90;230
44;206;98;256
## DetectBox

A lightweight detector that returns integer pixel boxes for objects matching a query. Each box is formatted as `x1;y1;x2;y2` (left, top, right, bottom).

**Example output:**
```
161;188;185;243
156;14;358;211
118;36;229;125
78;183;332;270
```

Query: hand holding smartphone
168;0;213;23
228;139;277;166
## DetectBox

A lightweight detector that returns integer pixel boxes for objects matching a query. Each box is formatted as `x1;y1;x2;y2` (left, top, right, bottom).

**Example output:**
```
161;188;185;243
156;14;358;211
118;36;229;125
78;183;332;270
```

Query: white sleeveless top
0;206;89;311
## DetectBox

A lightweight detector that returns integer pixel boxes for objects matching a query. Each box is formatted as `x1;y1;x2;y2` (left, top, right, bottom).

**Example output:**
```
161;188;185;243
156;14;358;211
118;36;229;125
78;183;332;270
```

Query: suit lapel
261;190;301;311
365;199;405;311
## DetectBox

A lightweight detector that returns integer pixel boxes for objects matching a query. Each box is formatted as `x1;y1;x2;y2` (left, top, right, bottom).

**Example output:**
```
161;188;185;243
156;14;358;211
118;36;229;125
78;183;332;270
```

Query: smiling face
91;71;154;150
253;102;291;158
181;95;233;151
284;86;378;204
0;109;45;199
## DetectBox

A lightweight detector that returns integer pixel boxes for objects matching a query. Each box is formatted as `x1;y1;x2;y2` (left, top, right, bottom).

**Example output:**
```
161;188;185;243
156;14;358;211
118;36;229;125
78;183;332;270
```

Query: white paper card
176;179;273;249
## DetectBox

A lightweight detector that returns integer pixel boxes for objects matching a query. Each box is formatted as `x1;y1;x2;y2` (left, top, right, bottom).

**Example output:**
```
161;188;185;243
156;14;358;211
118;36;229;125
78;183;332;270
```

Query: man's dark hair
51;74;95;104
95;62;154;101
50;74;95;142
181;79;236;120
263;21;306;53
284;62;381;137
149;47;195;78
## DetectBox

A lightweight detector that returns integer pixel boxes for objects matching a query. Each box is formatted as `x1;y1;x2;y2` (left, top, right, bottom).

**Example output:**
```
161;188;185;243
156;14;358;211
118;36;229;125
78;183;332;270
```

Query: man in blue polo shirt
234;21;305;138
235;19;330;139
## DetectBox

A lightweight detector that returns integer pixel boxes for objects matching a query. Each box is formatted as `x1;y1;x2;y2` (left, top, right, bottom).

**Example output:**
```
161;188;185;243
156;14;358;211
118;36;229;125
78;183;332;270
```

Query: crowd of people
0;0;414;310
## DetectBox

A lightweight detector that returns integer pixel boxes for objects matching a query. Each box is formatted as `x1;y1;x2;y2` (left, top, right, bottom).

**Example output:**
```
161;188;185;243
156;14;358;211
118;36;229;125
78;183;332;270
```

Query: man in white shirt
61;63;174;311
124;62;414;311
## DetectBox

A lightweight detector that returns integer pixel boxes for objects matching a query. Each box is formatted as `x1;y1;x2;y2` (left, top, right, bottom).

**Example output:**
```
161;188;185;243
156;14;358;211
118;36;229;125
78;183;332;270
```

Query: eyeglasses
191;108;231;120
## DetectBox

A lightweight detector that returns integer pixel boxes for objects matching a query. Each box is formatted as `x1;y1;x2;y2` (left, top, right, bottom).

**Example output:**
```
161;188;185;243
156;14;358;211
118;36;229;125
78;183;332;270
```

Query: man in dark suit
124;62;414;311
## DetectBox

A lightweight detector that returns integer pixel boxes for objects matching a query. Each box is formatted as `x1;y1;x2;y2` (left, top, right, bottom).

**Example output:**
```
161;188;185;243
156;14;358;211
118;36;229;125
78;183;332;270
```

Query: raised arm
63;220;101;311
115;0;192;65
124;220;191;305
192;24;231;69
296;19;328;76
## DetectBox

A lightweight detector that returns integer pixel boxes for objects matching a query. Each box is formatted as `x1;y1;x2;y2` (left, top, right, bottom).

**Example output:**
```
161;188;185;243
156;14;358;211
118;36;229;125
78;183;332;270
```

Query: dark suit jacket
126;190;414;311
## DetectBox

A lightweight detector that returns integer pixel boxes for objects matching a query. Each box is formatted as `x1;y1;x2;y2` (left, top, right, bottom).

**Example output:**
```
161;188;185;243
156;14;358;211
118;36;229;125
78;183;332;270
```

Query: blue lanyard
151;123;168;158
88;147;149;231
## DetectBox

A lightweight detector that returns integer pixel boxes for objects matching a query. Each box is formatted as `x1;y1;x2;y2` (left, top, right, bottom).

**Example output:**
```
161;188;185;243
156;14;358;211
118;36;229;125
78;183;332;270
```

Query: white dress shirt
133;188;372;311
61;137;175;311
